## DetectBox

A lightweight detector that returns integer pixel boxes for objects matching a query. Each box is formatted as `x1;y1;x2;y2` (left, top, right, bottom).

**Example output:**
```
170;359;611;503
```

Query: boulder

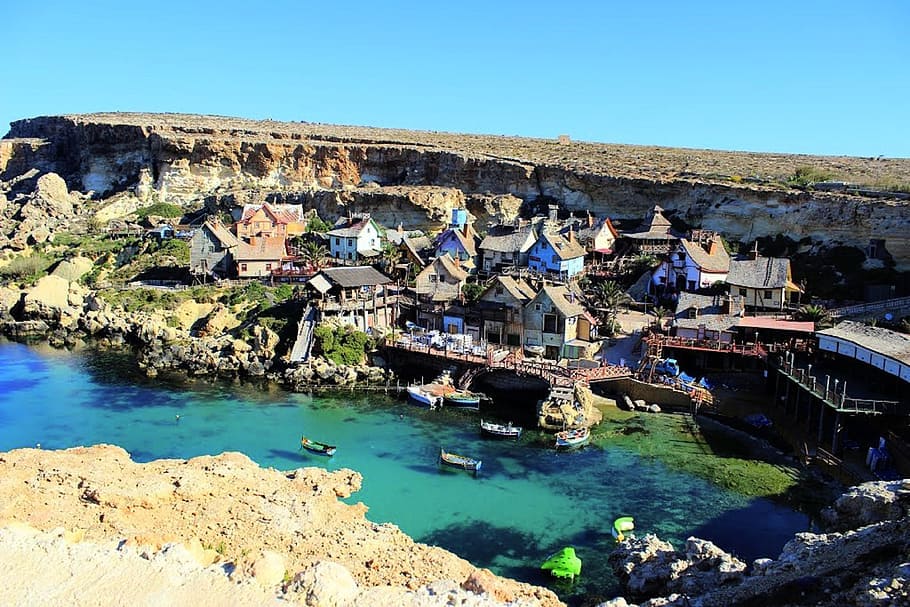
821;480;910;531
51;257;94;283
248;550;286;586
288;561;359;607
22;274;72;321
0;286;22;319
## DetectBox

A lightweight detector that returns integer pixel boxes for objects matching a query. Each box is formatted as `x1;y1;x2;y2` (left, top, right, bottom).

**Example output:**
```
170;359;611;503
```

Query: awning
737;317;814;333
307;274;332;294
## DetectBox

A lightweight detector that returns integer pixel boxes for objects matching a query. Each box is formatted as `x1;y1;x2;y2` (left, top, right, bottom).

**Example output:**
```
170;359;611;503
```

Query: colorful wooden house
524;284;598;360
527;231;586;280
327;213;383;262
235;203;308;241
189;220;241;278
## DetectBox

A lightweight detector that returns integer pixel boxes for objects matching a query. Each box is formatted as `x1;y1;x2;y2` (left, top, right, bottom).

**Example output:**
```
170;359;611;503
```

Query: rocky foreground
0;445;558;607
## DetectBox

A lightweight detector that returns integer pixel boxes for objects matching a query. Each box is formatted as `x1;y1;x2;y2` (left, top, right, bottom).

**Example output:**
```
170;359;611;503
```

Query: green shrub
788;166;836;188
313;323;370;365
135;203;183;220
0;254;57;283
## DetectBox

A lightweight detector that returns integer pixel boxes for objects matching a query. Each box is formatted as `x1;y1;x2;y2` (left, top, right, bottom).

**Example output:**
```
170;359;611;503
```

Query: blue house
527;231;586;279
433;225;479;272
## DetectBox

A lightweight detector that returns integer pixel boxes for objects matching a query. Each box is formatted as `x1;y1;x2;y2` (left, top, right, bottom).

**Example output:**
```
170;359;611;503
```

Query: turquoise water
0;341;808;604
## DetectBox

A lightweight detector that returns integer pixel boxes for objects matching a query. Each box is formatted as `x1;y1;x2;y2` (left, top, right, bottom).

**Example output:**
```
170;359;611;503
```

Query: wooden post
817;402;826;444
831;411;842;453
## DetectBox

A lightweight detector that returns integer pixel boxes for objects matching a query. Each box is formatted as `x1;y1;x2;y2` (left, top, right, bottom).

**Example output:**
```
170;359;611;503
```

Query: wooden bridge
384;337;631;389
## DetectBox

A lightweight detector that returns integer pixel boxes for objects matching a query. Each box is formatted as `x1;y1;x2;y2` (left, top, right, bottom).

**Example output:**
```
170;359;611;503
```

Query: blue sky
3;0;908;157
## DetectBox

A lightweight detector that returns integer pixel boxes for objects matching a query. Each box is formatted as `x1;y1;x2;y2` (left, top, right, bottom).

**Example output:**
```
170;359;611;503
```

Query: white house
653;231;730;292
327;213;383;262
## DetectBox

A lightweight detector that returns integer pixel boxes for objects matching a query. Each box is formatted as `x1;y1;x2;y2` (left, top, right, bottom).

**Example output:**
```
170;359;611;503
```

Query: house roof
204;221;240;248
328;214;379;238
818;321;910;366
311;266;392;289
674;292;742;333
235;239;287;261
399;237;426;267
727;256;791;289
385;226;426;246
679;238;730;273
561;216;619;245
239;202;303;224
437;226;478;257
435;254;469;281
534;284;586;318
479;227;537;253
537;231;587;260
481;275;536;304
623;205;676;240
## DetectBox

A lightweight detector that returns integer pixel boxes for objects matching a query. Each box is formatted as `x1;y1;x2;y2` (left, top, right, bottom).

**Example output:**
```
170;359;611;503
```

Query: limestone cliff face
4;113;910;268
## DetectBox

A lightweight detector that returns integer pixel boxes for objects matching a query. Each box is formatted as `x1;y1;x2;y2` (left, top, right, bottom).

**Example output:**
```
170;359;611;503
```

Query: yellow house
726;255;802;311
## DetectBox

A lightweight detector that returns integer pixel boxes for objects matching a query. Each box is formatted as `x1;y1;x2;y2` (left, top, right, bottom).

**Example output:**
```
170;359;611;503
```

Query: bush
0;254;57;283
788;166;836;188
135;203;183;220
313;323;371;365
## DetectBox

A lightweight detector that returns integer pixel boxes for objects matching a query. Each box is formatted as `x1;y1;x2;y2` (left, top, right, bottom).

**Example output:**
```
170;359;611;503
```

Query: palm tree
379;244;403;276
651;306;672;333
796;304;832;329
593;281;632;335
301;242;328;271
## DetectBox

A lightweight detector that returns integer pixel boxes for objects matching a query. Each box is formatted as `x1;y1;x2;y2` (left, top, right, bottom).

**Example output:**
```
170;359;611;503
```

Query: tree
379;244;402;276
592;281;632;335
795;304;833;330
301;242;328;271
651;306;672;333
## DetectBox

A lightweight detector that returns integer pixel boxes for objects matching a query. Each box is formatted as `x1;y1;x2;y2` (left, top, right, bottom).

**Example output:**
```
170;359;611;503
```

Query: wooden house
621;205;677;255
235;238;289;278
306;266;397;331
524;284;598;360
476;275;536;347
527;231;587;280
414;254;469;303
672;292;743;343
434;224;479;272
189;220;241;278
327;213;383;262
478;225;537;276
561;213;619;256
726;255;801;311
235;203;308;241
653;230;730;292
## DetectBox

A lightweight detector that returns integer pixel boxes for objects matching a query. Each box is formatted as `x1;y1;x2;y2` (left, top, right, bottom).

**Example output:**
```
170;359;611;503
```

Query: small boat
540;546;582;580
407;385;443;408
439;448;482;474
555;427;590;449
524;344;546;357
612;516;635;542
300;436;336;456
443;390;482;410
480;419;522;439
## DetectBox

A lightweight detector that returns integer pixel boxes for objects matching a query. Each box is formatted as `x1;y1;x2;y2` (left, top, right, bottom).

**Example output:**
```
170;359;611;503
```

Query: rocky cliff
3;113;910;269
0;445;558;607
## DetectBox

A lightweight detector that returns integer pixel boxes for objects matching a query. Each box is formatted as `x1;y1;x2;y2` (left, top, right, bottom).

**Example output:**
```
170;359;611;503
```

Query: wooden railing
828;295;910;319
645;334;767;358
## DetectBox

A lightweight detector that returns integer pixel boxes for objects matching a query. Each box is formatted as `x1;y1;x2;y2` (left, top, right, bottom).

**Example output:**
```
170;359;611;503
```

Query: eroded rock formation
3;113;910;268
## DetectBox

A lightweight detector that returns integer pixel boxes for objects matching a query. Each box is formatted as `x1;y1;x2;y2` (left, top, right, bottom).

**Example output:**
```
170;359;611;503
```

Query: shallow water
0;341;809;604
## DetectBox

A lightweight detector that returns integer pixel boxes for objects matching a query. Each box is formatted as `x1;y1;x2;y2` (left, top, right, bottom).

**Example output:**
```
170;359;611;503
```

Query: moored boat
407;384;443;408
480;419;522;439
443;390;482;410
540;546;582;579
300;436;337;456
439;447;482;473
555;426;590;449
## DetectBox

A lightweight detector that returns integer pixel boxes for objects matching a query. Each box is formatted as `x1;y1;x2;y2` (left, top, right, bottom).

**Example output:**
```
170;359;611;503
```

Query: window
348;238;354;247
429;275;437;283
347;252;353;260
764;290;773;299
739;288;747;297
542;241;548;249
677;252;685;261
265;263;272;271
240;263;248;272
495;287;503;295
687;280;696;290
507;334;521;346
208;245;215;253
334;237;340;246
543;313;558;333
535;304;541;311
552;255;559;264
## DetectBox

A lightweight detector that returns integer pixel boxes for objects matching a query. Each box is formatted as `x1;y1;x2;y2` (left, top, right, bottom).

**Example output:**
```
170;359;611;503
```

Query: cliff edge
0;445;559;607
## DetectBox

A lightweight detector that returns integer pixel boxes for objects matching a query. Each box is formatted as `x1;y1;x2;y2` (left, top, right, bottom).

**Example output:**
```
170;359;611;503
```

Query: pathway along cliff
2;112;910;269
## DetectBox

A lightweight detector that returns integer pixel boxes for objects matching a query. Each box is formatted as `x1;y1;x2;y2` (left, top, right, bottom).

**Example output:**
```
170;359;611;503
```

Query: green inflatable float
612;516;635;542
540;546;582;580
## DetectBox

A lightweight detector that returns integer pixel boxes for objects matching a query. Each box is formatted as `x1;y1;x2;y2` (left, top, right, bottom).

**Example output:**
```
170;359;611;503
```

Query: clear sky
3;0;908;157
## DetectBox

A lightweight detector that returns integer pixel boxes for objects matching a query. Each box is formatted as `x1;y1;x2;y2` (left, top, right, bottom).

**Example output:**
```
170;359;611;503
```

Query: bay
0;340;809;604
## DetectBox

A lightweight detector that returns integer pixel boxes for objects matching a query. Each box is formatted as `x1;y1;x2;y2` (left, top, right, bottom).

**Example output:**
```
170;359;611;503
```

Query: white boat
524;344;546;357
555;427;590;449
480;419;522;439
407;385;442;408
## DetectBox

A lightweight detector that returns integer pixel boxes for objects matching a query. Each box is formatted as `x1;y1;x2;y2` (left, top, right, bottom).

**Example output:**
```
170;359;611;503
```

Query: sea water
0;341;809;604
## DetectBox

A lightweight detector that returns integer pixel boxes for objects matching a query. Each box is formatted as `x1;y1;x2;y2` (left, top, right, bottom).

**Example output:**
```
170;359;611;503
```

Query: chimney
548;204;559;222
462;222;470;237
587;211;594;228
568;226;576;244
398;222;403;233
708;235;720;256
751;241;760;260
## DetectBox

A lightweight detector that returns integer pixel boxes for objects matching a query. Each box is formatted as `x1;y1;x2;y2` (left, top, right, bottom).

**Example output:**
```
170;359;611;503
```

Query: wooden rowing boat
300;436;337;456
